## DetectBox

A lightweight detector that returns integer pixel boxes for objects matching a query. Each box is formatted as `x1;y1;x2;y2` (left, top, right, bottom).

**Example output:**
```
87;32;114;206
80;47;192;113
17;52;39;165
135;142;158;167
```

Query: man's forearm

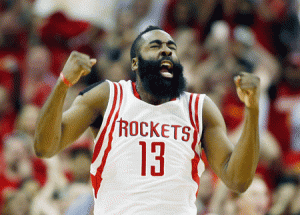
34;78;69;158
34;51;96;158
225;107;260;192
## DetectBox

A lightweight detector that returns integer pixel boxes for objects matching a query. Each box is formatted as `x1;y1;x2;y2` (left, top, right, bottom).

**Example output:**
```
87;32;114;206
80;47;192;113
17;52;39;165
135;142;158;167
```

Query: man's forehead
141;30;175;44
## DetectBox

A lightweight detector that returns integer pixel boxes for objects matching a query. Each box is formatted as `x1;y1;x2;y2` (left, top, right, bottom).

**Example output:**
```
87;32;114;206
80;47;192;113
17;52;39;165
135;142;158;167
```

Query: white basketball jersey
90;80;206;215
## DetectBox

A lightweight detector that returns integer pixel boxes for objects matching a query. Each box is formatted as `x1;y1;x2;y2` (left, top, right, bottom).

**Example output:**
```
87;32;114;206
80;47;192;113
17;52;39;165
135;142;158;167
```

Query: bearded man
34;26;260;215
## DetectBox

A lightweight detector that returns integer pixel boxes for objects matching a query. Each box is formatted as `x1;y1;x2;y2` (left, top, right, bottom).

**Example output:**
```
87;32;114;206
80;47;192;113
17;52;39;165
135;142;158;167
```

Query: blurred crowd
0;0;300;214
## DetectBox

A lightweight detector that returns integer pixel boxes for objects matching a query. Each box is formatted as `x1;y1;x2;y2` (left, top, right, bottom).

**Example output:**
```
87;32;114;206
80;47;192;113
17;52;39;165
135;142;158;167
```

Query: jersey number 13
139;141;165;176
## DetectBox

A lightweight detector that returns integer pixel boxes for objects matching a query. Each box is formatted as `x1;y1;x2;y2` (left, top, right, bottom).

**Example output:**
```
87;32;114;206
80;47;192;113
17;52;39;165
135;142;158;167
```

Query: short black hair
130;25;164;60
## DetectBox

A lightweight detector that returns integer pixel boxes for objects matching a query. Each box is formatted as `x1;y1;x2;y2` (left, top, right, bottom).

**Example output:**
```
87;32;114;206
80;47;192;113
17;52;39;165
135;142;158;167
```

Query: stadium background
0;0;300;214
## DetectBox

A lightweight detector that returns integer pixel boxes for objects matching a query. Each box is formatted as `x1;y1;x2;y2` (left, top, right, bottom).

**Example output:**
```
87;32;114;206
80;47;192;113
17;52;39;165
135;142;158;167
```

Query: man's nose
160;46;172;57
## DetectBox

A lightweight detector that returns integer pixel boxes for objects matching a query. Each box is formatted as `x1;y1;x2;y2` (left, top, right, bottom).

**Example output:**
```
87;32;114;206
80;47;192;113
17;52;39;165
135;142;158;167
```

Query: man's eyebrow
149;40;177;47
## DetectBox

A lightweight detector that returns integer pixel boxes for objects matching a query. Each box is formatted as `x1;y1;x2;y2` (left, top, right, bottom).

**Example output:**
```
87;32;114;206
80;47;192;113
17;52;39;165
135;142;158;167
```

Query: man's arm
202;72;260;193
34;51;109;158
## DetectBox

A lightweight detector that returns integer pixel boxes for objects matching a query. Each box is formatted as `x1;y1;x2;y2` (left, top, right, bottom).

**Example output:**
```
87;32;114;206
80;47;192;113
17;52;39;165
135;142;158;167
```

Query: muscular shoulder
74;81;110;117
202;96;226;131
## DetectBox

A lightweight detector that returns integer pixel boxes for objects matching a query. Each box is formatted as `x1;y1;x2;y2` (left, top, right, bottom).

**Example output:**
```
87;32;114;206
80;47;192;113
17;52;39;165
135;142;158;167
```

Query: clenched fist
61;51;96;86
234;72;260;109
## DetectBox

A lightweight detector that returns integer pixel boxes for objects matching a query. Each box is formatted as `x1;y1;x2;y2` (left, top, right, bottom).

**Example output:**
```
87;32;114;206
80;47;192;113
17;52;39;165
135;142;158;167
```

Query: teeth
161;61;173;69
161;70;173;78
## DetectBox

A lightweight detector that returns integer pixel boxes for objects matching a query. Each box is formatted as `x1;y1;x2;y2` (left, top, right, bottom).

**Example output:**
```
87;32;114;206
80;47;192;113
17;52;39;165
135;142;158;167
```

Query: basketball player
34;26;260;214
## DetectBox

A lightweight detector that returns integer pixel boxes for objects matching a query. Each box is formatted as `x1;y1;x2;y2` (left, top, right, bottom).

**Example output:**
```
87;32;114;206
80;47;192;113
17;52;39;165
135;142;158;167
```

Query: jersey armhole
79;81;104;96
78;81;105;129
198;94;206;149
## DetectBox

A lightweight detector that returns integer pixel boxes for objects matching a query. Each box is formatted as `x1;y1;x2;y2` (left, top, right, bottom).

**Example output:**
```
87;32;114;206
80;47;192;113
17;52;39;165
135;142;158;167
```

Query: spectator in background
278;0;300;55
222;0;256;28
30;156;69;215
33;0;118;30
36;10;105;86
22;45;56;107
196;20;234;106
30;147;94;215
172;28;208;93
161;0;224;44
98;0;168;83
0;0;34;110
0;0;33;57
98;9;137;82
267;51;300;215
196;169;216;215
2;188;32;215
161;0;201;39
15;104;41;139
219;24;280;135
252;0;289;58
0;86;17;146
209;175;270;215
203;0;293;62
38;11;95;77
0;55;22;113
0;85;19;210
196;0;221;39
13;104;48;186
64;147;94;215
0;0;297;214
115;0;167;33
0;103;47;215
0;134;34;211
234;176;270;215
2;178;40;215
218;24;282;190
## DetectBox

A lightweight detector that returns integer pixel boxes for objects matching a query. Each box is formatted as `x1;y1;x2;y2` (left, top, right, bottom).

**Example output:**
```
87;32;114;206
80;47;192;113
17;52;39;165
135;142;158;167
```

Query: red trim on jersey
92;83;124;198
188;94;195;127
131;82;176;101
90;173;98;198
132;82;141;99
189;94;201;196
92;83;119;163
194;94;200;133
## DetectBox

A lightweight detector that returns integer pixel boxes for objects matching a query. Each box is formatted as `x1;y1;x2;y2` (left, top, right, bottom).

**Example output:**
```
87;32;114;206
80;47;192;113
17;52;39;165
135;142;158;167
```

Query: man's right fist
61;51;96;86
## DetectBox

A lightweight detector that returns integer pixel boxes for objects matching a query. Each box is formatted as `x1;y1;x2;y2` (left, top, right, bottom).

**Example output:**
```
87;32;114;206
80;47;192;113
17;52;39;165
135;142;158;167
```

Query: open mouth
160;60;173;78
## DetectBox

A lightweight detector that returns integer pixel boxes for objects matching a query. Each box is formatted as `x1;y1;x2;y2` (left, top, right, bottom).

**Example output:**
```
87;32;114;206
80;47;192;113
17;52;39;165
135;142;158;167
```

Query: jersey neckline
131;82;177;102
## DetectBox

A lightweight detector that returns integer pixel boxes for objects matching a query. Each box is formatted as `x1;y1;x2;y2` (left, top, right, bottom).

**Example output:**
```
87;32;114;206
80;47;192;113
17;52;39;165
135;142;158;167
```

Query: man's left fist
234;72;260;109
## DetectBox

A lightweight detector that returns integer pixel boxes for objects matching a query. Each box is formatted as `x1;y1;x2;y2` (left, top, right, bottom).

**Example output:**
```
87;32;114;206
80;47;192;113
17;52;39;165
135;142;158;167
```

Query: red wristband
60;73;73;87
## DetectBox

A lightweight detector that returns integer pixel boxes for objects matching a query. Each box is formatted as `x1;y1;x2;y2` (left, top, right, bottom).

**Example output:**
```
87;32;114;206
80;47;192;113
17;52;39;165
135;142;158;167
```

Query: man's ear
132;57;138;71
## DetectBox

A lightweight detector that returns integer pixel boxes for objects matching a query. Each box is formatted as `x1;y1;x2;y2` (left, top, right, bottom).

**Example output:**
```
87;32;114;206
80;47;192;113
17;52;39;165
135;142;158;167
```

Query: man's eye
169;47;176;50
150;46;159;48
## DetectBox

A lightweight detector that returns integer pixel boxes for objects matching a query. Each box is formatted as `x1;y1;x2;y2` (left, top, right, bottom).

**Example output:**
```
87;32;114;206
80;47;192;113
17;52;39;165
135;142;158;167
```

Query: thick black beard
137;55;186;99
